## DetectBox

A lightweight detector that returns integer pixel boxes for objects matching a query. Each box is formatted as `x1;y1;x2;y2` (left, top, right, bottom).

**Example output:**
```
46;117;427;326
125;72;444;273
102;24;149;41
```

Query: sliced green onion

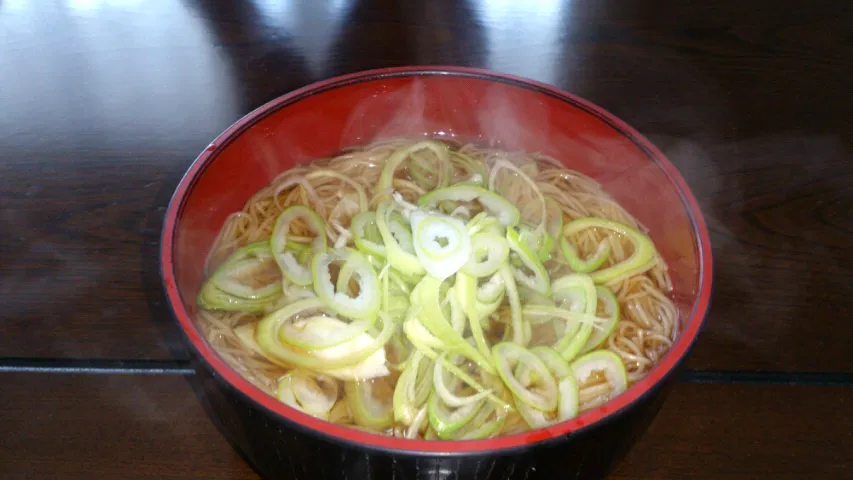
476;272;506;304
516;373;579;429
493;342;558;411
385;295;410;322
393;351;433;424
277;371;339;420
455;272;503;360
410;210;471;280
499;265;526;345
351;211;386;258
404;328;508;410
525;305;598;362
428;390;485;438
385;330;411;371
212;260;280;301
557;374;579;420
514;346;579;428
403;316;445;352
443;400;509;440
506;227;551;296
560;238;610;273
405;406;429;439
519;225;556;263
312;248;379;321
530;346;572;379
518;285;554;308
376;141;449;199
409;148;453;191
466;212;505;236
571;350;628;400
419;185;520;227
581;286;620;354
270;206;327;286
279;315;373;352
549;274;599;360
197;242;282;312
462;231;509;277
256;299;393;378
345;378;395;430
450;151;488;184
434;352;494;407
563;218;656;283
376;201;425;276
552;274;597;312
412;276;495;374
197;280;276;313
449;293;467;335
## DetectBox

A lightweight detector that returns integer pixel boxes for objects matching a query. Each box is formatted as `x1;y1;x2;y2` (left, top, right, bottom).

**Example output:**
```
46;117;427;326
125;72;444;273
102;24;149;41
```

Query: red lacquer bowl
161;67;712;480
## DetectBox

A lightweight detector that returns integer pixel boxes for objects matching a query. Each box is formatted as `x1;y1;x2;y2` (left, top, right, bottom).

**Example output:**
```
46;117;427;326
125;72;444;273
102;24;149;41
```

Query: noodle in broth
196;138;678;439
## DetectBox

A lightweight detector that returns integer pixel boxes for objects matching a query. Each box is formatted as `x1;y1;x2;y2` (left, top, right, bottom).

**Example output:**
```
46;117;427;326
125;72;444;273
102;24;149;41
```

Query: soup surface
196;138;678;440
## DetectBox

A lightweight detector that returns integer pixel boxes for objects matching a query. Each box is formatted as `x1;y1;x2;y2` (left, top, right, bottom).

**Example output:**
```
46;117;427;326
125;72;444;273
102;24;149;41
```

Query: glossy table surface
1;1;851;478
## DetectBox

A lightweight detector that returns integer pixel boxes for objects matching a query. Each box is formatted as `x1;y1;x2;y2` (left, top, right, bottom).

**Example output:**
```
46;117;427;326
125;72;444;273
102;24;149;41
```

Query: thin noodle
197;138;680;439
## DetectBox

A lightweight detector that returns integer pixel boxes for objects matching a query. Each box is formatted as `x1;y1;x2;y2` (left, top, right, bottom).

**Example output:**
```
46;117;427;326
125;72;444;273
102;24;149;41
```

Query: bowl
160;67;712;480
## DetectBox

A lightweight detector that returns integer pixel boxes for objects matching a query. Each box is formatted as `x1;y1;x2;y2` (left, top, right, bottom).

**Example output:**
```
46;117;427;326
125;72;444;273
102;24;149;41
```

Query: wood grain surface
1;0;850;371
0;0;851;478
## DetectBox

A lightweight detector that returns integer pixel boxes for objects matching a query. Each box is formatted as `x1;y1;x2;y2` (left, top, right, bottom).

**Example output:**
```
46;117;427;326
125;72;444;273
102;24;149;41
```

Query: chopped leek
419;185;520;227
410;210;471;280
455;272;503;360
312;248;380;321
194;140;672;441
412;276;496;374
506;227;551;296
409;147;453;190
350;211;386;258
345;378;395;430
393;351;432;424
428;390;485;438
433;352;493;407
376;201;425;276
279;315;373;352
550;273;598;361
462;231;509;277
571;350;628;401
277;371;339;420
256;299;393;378
561;238;610;273
270;206;327;286
530;346;572;379
376;141;449;199
499;265;526;346
581;286;620;354
493;342;558;411
562;218;656;283
197;242;282;312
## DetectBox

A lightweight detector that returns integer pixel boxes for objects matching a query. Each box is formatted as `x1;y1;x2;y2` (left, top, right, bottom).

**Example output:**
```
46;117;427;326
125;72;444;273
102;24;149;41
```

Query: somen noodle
195;138;679;440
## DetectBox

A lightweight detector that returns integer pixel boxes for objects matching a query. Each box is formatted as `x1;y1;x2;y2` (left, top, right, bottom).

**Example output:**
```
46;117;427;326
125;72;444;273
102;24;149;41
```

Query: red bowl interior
161;67;712;454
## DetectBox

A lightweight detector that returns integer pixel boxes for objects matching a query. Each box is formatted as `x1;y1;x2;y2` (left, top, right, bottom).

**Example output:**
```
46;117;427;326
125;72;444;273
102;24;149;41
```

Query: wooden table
1;1;851;478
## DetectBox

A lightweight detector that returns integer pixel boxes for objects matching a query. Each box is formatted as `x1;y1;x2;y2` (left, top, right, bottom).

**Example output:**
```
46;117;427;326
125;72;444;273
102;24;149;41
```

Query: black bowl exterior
188;352;677;480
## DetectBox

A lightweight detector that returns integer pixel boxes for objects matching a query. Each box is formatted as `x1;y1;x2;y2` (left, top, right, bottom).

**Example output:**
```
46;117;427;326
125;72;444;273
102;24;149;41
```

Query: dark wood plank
1;373;849;479
0;373;257;480
0;0;851;371
611;382;853;480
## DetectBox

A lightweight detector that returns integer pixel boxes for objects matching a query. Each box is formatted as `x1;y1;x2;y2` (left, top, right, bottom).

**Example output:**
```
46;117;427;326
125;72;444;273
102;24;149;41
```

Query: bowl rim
160;66;713;455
